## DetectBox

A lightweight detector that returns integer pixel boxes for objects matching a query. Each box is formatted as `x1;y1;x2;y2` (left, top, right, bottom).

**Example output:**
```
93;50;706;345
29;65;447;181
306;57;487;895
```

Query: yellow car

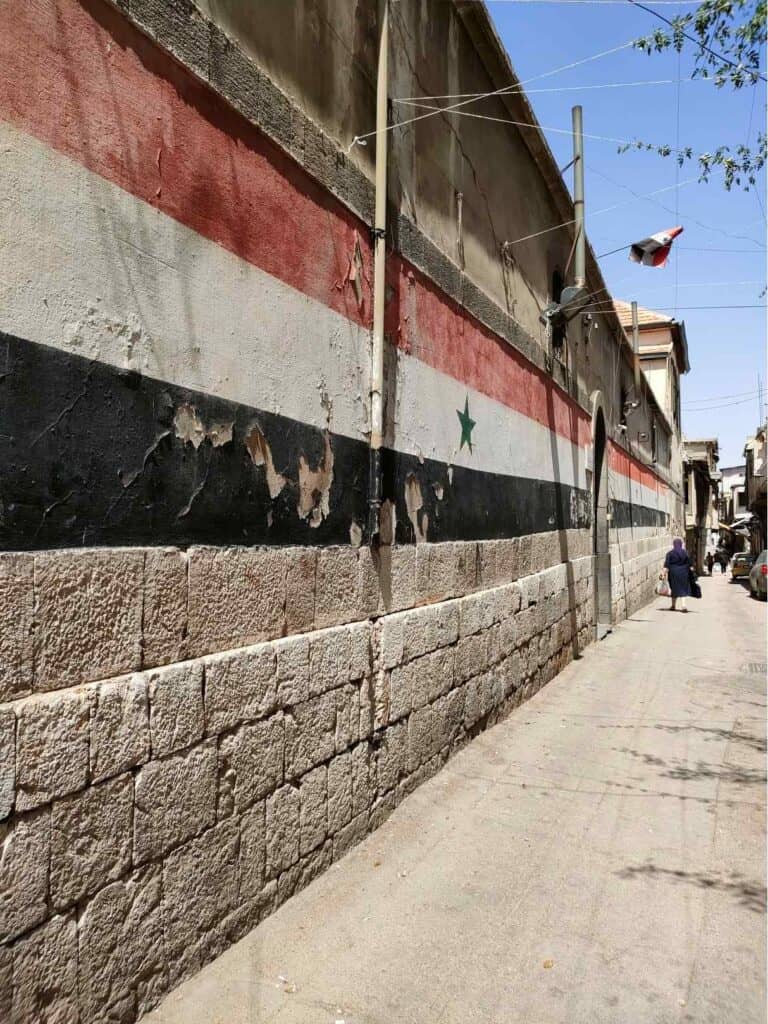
731;553;755;580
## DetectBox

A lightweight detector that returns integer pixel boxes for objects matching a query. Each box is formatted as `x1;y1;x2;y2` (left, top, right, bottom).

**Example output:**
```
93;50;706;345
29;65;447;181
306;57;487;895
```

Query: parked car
730;552;755;581
748;550;768;600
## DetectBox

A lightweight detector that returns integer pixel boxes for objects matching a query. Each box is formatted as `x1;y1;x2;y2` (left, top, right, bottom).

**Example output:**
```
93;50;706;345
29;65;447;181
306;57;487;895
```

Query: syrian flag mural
629;225;684;267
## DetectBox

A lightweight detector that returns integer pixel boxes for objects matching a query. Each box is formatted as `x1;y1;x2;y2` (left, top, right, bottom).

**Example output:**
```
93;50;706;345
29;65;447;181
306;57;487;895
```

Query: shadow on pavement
613;747;767;785
616;863;767;914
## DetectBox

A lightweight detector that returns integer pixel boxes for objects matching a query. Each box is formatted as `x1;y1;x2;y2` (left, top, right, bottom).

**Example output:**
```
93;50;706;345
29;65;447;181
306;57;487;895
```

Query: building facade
682;439;721;572
744;425;767;554
0;2;683;1020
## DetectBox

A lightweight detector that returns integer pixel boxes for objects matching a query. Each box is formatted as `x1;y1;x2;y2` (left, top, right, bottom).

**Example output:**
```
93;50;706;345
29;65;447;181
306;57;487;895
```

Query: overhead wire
347;37;637;149
394;76;710;103
626;0;768;84
504;176;700;246
684;388;760;404
683;394;767;411
587;163;767;248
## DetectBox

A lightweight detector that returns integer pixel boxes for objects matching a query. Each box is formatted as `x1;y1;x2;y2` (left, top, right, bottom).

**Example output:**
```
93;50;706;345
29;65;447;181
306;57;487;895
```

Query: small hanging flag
629;225;684;267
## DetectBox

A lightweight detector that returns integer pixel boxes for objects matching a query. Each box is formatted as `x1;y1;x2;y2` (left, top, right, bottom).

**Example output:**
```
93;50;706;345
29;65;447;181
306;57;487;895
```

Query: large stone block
33;548;143;691
90;674;150;783
204;643;277;734
376;722;408;795
454;633;487;685
0;708;14;820
327;752;353;834
0;944;10;1021
134;740;217;864
51;775;133;911
78;864;166;1022
11;913;78;1024
0;808;49;943
299;764;327;856
163;820;240;964
239;801;266;899
309;626;351;697
142;547;188;668
147;661;204;758
218;715;284;815
332;810;369;862
275;634;310;708
265;784;300;878
284;547;317;634
0;553;34;702
349;741;376;817
187;546;286;656
335;684;360;752
388;660;416;723
408;705;434;772
284;693;336;778
15;689;91;811
314;547;361;629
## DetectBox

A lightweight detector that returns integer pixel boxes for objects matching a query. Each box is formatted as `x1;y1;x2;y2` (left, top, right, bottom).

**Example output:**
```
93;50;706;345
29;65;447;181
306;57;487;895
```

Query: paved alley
148;574;766;1024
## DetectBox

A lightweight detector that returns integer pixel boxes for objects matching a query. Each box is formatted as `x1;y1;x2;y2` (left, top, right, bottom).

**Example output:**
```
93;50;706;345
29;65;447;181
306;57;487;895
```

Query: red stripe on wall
608;440;667;494
0;0;589;451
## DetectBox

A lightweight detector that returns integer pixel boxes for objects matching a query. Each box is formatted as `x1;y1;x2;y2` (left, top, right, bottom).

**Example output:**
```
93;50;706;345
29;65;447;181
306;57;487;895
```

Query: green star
457;396;476;453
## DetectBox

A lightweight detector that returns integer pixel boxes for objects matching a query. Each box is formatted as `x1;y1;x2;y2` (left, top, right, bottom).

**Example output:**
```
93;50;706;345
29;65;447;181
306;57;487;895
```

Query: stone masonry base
0;534;667;1023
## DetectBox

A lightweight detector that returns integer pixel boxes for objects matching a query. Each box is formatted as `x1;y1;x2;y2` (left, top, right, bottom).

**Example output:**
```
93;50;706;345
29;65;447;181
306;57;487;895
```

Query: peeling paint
380;498;397;545
349;520;363;547
174;404;233;451
208;421;234;447
298;431;334;527
405;472;428;543
244;422;287;499
173;404;206;449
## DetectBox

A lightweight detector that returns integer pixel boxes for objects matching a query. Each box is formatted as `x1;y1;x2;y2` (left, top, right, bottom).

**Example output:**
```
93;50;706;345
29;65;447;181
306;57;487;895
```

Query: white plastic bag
655;577;671;597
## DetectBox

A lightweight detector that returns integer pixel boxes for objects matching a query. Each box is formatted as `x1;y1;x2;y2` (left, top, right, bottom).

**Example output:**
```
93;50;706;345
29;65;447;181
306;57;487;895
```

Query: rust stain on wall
298;431;334;527
244;423;287;499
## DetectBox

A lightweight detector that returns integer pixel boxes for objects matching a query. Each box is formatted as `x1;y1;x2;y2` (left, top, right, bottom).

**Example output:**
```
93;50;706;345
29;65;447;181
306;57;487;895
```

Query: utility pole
368;0;389;542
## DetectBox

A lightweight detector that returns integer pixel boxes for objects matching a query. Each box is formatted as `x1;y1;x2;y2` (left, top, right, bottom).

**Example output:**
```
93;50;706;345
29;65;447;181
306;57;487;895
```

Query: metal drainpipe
368;0;389;542
571;105;585;289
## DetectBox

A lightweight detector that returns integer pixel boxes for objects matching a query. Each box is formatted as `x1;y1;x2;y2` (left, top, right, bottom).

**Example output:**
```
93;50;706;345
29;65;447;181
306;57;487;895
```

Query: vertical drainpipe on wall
368;0;389;543
571;105;585;291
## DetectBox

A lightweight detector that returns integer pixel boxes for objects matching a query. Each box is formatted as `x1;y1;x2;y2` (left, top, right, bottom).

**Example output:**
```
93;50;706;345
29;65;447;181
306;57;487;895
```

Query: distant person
663;538;692;612
706;552;714;575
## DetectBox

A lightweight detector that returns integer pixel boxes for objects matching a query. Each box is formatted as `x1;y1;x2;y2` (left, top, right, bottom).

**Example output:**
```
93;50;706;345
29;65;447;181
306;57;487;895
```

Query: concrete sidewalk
147;573;766;1024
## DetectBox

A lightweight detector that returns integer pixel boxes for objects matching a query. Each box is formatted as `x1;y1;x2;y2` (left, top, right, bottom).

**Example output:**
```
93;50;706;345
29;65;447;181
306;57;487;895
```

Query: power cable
587;163;767;248
683;388;761;402
348;37;637;150
683;395;767;410
626;0;768;84
505;176;699;246
394;76;710;103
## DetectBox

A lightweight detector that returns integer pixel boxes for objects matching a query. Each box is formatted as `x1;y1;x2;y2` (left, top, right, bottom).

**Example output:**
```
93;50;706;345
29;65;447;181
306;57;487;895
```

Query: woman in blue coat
663;538;692;612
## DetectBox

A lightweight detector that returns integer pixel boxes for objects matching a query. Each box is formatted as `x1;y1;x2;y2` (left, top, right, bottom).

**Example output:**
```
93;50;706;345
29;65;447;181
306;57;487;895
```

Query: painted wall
0;1;681;1021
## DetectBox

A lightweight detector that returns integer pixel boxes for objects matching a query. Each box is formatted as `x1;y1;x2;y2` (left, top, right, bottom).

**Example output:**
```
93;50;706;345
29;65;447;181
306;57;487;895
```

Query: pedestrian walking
663;537;692;612
706;552;714;575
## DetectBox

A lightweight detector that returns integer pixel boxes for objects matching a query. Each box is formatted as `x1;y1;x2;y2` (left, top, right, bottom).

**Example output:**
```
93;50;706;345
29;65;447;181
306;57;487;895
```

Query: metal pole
572;105;585;289
631;299;640;396
368;0;389;541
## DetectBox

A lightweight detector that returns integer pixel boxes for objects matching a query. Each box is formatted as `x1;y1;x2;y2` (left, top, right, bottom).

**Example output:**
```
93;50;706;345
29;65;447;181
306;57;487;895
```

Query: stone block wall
0;536;597;1022
610;535;672;621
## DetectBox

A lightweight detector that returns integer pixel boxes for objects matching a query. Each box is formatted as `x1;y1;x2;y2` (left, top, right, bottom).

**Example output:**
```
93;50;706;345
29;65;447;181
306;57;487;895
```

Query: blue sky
485;0;766;465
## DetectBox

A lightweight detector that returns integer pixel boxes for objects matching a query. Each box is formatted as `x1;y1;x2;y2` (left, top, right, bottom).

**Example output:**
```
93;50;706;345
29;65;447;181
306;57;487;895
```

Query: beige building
613;301;689;533
682;438;721;572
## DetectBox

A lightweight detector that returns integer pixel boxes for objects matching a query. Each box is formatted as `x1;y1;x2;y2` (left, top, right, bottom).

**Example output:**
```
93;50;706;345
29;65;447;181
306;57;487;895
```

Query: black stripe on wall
610;499;669;531
0;332;631;550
